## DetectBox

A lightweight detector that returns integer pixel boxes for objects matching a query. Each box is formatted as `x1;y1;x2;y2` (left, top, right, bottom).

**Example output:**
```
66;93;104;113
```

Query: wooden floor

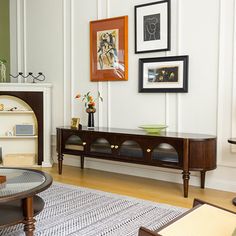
41;164;236;212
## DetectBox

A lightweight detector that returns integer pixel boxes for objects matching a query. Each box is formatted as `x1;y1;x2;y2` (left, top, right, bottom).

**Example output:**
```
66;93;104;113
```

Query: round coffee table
0;168;52;236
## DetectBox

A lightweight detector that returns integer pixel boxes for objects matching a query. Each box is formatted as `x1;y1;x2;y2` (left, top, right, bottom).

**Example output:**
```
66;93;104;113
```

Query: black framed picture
135;0;171;53
139;56;189;93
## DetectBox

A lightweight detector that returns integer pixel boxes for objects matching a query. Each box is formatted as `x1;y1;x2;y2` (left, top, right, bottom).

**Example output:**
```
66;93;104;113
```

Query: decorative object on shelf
139;55;189;93
10;72;46;83
139;124;168;134
3;153;35;166
0;175;6;183
0;104;4;111
8;106;17;111
71;118;80;129
90;16;128;81
14;124;35;136
5;130;14;136
75;91;103;128
135;0;170;53
0;59;7;82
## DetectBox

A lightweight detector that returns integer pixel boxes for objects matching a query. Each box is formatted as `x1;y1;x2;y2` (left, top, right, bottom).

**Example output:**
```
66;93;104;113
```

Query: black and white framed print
139;56;189;93
135;0;171;53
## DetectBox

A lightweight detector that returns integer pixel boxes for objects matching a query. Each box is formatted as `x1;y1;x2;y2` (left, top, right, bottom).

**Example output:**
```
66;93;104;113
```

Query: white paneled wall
9;0;236;192
10;0;64;131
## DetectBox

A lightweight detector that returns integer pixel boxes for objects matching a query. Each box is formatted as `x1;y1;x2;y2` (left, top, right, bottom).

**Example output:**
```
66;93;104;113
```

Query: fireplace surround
0;83;52;166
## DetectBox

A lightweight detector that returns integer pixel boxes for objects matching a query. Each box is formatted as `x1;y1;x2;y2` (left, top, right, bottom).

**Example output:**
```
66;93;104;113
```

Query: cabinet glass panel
152;143;178;163
90;138;112;154
119;140;143;158
65;135;84;151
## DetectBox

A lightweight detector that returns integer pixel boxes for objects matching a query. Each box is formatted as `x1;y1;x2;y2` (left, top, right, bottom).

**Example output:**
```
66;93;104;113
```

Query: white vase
0;62;6;82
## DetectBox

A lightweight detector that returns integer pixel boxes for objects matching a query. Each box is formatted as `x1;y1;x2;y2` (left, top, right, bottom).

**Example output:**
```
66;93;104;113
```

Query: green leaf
0;59;7;64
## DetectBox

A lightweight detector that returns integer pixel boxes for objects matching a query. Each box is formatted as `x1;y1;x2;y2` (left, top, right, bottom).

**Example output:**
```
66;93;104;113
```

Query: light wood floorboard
41;164;236;212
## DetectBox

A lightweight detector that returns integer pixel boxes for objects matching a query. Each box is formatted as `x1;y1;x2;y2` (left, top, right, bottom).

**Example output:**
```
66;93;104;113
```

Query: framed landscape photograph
139;56;189;93
135;0;170;53
90;16;128;81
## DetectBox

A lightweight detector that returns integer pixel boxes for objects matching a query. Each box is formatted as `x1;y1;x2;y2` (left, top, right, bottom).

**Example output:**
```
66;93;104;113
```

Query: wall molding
231;0;236;152
216;0;236;161
62;0;67;124
71;0;75;120
16;0;22;79
23;0;27;78
96;0;112;128
106;0;111;128
176;0;181;133
97;0;102;128
216;0;226;163
62;0;72;125
165;0;180;133
14;0;27;81
165;93;169;128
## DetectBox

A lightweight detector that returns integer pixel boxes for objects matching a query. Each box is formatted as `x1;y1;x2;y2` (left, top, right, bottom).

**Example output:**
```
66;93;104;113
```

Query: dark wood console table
56;126;217;198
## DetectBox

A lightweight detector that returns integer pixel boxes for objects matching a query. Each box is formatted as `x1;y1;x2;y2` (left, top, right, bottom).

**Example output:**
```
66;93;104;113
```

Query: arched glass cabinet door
65;135;84;151
90;138;112;154
152;143;179;163
118;140;143;158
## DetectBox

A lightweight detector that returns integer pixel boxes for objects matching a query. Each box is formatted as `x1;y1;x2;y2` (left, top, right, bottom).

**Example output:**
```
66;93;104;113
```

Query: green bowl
139;124;168;134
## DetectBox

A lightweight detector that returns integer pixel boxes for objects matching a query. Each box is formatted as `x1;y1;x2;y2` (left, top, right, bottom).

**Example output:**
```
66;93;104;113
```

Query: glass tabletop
0;168;46;197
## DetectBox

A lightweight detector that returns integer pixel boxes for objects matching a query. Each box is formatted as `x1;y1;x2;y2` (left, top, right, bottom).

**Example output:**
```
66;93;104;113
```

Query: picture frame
135;0;170;53
71;118;80;129
139;56;189;93
90;16;128;81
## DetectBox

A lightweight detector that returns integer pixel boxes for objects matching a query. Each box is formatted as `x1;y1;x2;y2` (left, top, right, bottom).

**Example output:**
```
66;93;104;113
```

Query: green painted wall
0;0;10;81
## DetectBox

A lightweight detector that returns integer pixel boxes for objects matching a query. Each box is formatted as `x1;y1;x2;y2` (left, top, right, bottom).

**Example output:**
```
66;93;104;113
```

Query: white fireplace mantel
0;82;52;90
0;83;52;167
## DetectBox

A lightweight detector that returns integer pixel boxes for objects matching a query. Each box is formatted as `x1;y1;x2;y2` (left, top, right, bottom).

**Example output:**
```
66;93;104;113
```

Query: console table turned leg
182;171;190;198
22;197;36;236
200;171;206;189
232;198;236;206
80;155;84;169
58;153;64;175
183;139;190;198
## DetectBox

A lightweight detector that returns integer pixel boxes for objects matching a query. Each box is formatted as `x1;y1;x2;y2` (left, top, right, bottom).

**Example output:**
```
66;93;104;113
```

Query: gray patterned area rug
0;182;186;236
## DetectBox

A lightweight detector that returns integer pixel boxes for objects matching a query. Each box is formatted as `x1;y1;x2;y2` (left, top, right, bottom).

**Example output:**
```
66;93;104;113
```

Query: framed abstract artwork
139;56;189;93
135;0;171;53
90;16;128;81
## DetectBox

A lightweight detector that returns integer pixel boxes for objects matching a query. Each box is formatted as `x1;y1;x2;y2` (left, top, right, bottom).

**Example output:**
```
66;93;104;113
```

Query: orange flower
75;91;103;111
88;102;95;107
